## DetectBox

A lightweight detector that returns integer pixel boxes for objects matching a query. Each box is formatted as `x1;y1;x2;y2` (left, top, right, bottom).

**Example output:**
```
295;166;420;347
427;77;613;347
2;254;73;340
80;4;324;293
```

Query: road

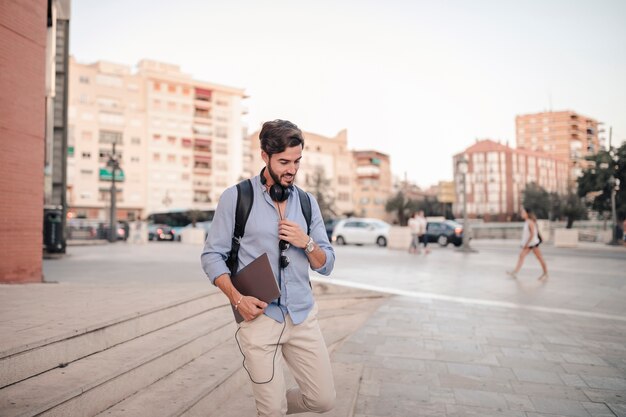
44;239;626;318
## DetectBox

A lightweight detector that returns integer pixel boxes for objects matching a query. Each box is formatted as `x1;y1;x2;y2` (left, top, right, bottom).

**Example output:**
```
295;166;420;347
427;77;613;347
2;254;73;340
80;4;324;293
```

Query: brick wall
0;0;47;283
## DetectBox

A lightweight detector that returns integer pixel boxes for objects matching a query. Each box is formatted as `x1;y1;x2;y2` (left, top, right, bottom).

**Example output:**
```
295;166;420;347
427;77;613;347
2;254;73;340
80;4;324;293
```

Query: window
80;169;93;175
99;130;123;145
168;84;176;93
131;137;141;145
167;102;177;112
153;153;161;162
82;152;91;159
82;131;93;141
182;87;190;95
154;82;161;91
167;154;176;163
79;76;90;84
131;157;140;163
167;136;176;145
153;134;162;142
182;156;190;166
216;126;228;139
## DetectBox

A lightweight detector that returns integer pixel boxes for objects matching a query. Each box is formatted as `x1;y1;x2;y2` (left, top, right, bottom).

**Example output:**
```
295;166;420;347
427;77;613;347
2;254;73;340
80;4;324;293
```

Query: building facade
0;0;48;282
352;151;392;221
515;110;602;180
67;58;246;220
453;140;569;219
249;128;355;217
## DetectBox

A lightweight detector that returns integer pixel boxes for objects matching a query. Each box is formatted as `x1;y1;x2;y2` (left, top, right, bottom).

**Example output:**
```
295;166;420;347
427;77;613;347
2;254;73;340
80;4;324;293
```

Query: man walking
201;120;336;416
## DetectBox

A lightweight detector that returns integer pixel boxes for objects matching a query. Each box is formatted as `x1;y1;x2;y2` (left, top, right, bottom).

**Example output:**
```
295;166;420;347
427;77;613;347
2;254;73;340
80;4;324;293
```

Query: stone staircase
0;283;385;417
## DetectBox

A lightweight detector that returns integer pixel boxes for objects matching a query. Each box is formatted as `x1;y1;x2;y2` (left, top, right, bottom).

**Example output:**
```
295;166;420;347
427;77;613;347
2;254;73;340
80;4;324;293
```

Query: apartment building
249;128;355;217
67;58;246;220
516;110;602;180
352;151;392;221
453;140;569;218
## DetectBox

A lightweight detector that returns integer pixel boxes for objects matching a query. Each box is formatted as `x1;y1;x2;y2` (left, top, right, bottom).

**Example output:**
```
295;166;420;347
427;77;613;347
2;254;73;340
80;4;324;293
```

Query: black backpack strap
296;186;312;235
226;179;253;275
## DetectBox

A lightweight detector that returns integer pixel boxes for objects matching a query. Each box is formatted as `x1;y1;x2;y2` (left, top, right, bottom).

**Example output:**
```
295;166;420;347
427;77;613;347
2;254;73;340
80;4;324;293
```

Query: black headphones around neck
260;167;291;202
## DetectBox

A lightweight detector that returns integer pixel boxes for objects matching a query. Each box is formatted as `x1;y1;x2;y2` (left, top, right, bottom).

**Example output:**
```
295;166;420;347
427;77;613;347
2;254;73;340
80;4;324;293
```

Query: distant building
67;58;246;220
249;128;355;217
453;140;569;219
515;110;602;181
352;151;393;221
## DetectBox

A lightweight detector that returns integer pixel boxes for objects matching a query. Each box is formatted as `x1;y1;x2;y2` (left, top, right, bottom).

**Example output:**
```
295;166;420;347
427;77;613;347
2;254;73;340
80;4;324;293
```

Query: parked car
331;218;390;247
425;220;464;247
148;224;176;241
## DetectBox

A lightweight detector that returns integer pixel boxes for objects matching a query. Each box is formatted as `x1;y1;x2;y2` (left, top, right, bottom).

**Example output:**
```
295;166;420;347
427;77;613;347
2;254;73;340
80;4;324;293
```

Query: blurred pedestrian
507;207;548;280
408;212;420;254
132;215;147;244
416;210;430;254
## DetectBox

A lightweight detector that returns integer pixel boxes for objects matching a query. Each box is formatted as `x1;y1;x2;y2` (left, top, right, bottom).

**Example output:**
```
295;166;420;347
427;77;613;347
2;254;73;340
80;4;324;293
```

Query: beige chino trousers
236;303;335;416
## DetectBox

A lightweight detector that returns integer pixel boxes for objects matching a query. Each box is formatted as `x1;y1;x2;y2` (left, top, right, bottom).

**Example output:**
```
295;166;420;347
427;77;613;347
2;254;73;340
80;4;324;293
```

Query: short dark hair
259;120;304;156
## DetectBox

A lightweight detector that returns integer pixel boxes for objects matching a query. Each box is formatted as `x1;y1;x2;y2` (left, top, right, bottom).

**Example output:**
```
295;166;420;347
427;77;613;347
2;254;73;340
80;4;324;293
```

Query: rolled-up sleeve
200;187;236;285
307;193;335;276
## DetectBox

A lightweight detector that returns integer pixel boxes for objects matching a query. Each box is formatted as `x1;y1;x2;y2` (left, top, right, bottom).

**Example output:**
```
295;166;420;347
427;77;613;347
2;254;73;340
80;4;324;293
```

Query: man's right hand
237;296;268;322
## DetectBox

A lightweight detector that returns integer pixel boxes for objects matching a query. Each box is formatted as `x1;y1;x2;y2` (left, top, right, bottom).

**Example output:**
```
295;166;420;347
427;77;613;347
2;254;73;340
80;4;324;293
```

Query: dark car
148;224;176;241
324;218;341;240
425;220;464;247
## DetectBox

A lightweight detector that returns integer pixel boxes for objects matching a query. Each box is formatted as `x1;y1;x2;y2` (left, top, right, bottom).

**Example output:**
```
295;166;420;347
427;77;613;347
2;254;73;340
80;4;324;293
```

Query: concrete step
0;304;235;417
0;290;222;388
95;340;246;417
187;293;385;417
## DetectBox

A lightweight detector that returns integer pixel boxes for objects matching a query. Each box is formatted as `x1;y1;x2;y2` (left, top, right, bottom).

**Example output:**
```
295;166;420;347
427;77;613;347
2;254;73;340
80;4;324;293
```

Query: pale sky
70;0;626;188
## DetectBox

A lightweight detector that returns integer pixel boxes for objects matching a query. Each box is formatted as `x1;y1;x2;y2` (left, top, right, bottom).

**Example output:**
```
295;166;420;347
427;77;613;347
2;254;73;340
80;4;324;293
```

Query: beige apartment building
453;140;569;219
352;151;392;221
67;57;246;220
249;129;355;217
515;110;602;180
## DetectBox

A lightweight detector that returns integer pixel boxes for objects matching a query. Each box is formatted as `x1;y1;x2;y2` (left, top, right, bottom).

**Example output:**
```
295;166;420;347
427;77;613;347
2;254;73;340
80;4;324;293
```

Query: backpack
226;179;312;276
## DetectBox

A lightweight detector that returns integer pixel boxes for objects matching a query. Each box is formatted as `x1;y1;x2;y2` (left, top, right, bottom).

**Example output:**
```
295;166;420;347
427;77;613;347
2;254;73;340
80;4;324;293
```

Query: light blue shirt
200;175;335;325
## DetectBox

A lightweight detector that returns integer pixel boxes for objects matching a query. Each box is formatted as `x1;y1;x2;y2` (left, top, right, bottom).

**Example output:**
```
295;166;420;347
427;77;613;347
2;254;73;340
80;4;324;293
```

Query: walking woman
507;207;549;280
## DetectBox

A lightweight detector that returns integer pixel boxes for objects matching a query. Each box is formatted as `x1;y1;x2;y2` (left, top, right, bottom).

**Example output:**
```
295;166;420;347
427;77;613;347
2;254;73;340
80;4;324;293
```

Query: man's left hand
278;219;308;249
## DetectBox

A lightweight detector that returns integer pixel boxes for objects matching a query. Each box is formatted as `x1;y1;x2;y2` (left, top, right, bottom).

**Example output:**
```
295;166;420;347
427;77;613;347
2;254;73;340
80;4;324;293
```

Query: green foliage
385;192;418;226
577;142;626;221
522;183;550;219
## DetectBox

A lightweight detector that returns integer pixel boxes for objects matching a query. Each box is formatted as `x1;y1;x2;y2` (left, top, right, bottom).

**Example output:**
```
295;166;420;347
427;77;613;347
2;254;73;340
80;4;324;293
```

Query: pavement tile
581;375;626;391
512;368;564;385
453;388;508;409
503;393;536;412
607;403;626;417
583;388;626;405
561;363;626;377
445;403;526;416
582;401;619;417
562;353;610;366
447;363;493;378
530;396;592;417
438;373;513;393
560;373;589;388
510;381;590;401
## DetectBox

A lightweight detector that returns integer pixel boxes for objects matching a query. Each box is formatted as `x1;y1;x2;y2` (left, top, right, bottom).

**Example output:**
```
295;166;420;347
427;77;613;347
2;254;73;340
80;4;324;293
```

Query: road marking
311;277;626;323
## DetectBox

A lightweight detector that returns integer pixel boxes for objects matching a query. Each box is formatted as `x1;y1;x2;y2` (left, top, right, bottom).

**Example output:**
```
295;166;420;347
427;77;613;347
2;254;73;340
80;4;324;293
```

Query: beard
267;163;294;187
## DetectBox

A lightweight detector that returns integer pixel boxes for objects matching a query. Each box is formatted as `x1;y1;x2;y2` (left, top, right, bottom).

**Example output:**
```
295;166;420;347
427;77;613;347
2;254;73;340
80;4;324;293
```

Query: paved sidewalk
3;241;625;416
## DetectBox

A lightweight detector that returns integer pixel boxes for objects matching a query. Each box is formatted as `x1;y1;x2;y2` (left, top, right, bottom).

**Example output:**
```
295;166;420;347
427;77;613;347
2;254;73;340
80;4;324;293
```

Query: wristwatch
304;237;315;254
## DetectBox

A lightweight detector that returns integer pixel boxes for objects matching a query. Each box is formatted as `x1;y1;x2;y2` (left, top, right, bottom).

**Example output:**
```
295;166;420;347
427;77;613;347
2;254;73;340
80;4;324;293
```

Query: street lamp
608;149;621;246
107;142;120;243
456;156;477;253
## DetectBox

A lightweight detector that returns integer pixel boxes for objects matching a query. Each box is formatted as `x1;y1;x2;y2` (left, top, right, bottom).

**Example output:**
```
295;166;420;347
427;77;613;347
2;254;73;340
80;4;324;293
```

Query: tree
577;143;626;221
309;166;336;222
385;191;418;226
562;191;587;228
522;182;550;219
